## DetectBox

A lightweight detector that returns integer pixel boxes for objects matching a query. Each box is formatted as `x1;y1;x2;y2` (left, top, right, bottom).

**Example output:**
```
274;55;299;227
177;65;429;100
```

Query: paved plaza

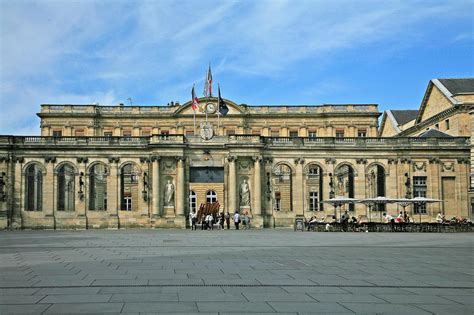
0;230;473;314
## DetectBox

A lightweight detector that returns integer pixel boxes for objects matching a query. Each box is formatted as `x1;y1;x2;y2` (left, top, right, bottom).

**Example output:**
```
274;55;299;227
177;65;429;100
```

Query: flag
203;65;212;97
191;85;199;111
218;84;229;116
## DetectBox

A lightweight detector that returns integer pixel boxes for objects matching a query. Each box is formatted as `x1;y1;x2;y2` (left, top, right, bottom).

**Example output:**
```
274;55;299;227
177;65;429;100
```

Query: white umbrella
322;197;359;220
410;197;443;223
358;197;399;222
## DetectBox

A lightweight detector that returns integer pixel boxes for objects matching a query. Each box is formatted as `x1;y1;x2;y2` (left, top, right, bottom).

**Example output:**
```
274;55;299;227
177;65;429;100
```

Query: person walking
190;210;197;230
219;212;225;230
233;211;240;230
225;212;230;230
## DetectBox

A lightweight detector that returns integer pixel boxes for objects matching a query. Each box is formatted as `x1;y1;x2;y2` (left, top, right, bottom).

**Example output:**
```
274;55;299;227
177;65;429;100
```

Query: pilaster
151;156;161;217
228;156;237;213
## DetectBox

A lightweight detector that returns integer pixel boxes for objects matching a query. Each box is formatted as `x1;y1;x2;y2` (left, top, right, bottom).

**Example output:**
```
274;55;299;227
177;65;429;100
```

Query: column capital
356;158;367;165
263;157;273;164
13;156;24;163
0;156;10;163
227;155;237;162
387;158;398;165
175;156;186;162
150;155;161;162
252;156;262;163
140;157;151;163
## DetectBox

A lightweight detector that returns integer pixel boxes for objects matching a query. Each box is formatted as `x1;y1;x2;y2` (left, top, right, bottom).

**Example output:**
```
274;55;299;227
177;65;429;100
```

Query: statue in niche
164;179;175;207
240;179;250;207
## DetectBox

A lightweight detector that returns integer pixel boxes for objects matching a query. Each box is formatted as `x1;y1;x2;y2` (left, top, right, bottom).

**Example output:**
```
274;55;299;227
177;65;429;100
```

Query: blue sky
1;0;473;135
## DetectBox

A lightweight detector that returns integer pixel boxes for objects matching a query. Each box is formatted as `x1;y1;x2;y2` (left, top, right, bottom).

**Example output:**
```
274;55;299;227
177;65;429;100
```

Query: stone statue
240;179;250;207
164;180;175;207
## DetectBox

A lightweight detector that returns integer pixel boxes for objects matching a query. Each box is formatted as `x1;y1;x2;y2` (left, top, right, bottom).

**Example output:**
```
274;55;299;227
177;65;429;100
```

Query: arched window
189;190;197;213
120;163;138;211
367;164;386;211
25;164;43;211
305;164;323;211
57;164;75;211
335;164;354;211
89;164;107;211
206;190;217;204
272;164;292;211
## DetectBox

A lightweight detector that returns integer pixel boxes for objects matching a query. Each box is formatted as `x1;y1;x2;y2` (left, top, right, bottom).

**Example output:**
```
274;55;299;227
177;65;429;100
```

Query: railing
307;222;473;233
0;135;469;148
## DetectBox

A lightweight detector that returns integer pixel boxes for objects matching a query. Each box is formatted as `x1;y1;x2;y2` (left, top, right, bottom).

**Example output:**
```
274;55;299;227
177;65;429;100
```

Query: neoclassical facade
0;78;472;229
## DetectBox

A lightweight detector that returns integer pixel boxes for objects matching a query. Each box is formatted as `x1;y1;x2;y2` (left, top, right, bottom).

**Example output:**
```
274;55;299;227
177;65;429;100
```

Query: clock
205;103;217;114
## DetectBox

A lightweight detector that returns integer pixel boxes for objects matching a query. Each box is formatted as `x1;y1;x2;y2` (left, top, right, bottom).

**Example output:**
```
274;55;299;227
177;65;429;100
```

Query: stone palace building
0;78;473;229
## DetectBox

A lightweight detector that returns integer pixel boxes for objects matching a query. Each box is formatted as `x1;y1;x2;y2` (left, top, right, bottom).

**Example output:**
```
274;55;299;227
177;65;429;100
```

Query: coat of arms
200;122;214;140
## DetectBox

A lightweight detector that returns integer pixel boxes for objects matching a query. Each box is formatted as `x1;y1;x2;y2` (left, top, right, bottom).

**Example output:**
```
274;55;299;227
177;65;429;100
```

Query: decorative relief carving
400;158;412;164
76;157;88;163
108;157;120;163
387;158;398;165
239;160;251;171
44;156;56;163
441;162;454;172
162;159;176;173
412;161;426;172
294;158;305;165
325;157;336;164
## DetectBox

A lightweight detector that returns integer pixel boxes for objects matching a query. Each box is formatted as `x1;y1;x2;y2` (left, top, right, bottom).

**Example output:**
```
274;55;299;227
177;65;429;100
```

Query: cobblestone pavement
0;230;473;314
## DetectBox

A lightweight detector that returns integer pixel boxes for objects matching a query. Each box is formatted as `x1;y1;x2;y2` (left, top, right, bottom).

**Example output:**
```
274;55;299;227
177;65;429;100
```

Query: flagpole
217;83;220;134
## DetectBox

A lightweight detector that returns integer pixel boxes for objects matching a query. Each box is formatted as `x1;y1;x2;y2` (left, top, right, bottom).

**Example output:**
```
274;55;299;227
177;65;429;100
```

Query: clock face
206;103;216;114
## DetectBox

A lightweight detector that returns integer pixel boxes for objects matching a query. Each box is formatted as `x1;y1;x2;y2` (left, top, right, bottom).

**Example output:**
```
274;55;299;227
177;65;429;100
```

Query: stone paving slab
0;230;473;314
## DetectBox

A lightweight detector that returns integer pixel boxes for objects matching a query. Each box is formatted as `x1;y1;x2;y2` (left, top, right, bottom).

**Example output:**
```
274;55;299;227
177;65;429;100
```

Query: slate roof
390;110;419;126
418;129;453;138
438;78;474;95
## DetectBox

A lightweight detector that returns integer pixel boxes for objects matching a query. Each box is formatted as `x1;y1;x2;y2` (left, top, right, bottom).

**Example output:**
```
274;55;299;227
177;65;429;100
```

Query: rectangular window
123;130;132;137
252;129;261;136
413;176;427;214
335;129;345;138
52;130;62;137
141;130;151;136
275;192;281;211
445;119;450;130
308;131;317;139
74;129;84;137
226;129;235;136
309;192;319;211
123;196;132;211
357;129;367;137
185;130;194;136
289;130;298;137
103;132;112;137
271;130;279;137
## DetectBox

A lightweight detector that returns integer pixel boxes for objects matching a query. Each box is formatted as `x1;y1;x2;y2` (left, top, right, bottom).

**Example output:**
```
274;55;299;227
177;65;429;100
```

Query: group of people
189;210;251;230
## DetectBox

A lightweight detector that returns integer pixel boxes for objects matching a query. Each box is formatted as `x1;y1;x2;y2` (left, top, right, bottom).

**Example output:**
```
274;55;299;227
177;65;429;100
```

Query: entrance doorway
188;167;225;226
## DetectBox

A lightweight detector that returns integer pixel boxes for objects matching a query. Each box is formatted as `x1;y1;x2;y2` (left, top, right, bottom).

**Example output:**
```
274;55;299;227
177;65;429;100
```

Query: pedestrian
225;212;230;230
384;212;395;232
219;212;225;230
234;211;240;230
191;210;197;230
341;210;349;232
244;211;250;229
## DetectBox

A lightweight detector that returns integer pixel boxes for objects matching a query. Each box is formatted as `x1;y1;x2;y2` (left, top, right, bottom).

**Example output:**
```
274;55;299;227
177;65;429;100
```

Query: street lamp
329;172;336;218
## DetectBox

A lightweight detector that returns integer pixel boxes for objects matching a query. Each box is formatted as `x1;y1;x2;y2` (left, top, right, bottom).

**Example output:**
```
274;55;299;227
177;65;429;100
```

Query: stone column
293;158;304;216
12;157;23;228
175;157;185;216
228;156;237;213
107;158;120;228
151;156;161;217
253;157;262;216
43;159;55;221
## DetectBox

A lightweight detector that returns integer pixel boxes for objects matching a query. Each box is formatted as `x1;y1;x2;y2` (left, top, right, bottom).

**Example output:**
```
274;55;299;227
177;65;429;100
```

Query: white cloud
0;0;472;134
